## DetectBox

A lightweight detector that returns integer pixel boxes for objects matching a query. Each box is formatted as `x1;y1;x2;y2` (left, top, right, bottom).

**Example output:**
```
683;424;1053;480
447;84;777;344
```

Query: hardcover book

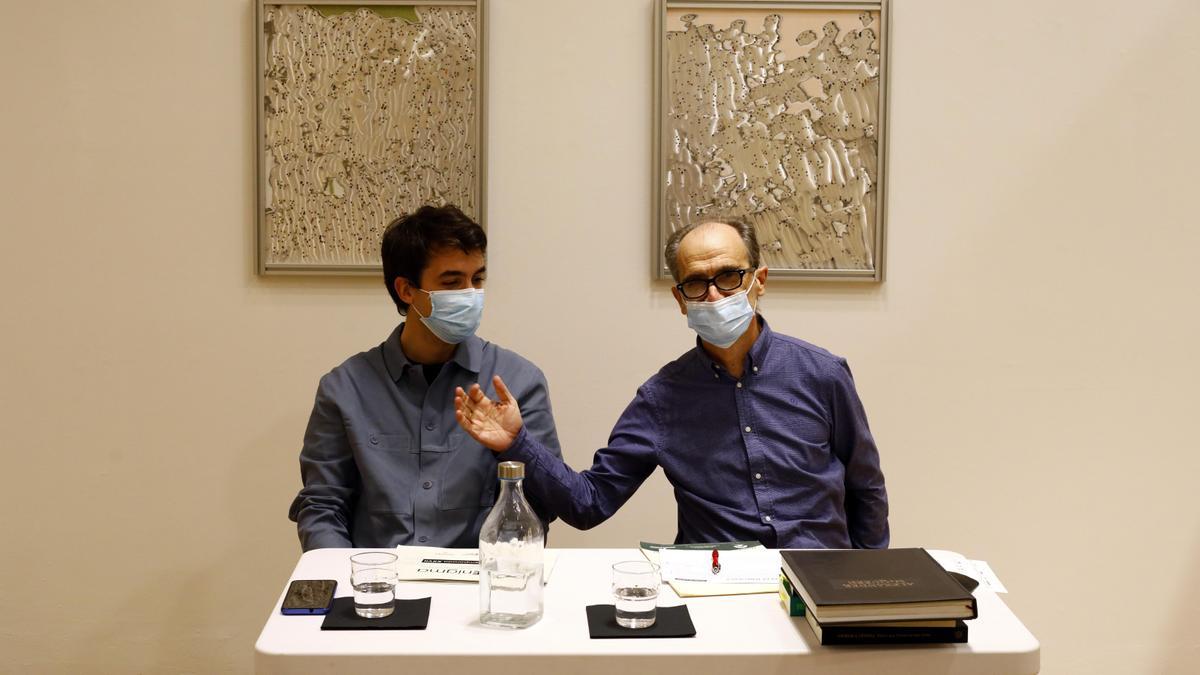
804;610;969;645
780;548;978;624
778;573;806;617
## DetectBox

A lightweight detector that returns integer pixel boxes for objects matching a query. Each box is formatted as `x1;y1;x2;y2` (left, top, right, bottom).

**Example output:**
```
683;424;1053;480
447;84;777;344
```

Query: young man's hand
454;375;523;452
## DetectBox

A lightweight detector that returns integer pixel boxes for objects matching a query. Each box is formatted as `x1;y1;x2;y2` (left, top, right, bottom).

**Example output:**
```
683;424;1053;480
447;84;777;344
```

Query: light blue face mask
685;277;758;348
413;288;484;344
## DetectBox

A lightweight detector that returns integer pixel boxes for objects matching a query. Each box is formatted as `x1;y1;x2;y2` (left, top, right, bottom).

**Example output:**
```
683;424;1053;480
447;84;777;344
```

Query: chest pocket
437;445;496;510
359;433;418;515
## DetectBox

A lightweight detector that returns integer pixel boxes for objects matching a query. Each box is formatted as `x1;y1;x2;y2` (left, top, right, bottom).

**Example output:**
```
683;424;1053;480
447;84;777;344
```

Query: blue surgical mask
412;288;484;344
685;277;758;348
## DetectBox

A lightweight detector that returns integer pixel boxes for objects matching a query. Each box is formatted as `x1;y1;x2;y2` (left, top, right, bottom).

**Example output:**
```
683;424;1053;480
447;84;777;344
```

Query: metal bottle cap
498;461;525;479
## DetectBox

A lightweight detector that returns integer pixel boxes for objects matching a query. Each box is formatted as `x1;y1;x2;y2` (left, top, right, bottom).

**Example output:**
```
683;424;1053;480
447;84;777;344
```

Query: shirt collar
383;322;484;382
453;331;484;373
382;323;411;382
692;314;773;375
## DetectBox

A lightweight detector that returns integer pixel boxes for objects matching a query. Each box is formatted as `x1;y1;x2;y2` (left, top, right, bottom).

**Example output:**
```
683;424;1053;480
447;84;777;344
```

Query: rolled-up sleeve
830;359;889;549
288;375;359;551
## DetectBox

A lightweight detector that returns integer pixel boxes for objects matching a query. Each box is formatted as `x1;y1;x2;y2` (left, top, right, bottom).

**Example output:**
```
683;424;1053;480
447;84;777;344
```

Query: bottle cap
498;461;525;479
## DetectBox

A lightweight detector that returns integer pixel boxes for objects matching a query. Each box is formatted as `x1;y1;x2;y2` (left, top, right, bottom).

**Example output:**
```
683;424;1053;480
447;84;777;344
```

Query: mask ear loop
746;274;760;310
410;287;432;319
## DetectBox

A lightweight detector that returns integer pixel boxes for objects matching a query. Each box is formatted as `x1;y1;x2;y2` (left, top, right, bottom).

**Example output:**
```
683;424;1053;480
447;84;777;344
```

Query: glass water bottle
479;461;544;628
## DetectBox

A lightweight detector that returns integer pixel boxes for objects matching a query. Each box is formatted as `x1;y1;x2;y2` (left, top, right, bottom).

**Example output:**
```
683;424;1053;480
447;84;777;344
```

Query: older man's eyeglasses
675;268;751;301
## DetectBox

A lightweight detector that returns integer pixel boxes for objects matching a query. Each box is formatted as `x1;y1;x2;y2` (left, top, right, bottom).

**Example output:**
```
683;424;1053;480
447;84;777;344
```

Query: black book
805;610;969;645
780;548;978;624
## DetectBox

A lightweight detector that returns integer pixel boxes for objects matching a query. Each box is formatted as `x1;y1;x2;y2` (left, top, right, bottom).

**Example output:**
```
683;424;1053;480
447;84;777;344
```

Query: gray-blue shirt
289;323;562;550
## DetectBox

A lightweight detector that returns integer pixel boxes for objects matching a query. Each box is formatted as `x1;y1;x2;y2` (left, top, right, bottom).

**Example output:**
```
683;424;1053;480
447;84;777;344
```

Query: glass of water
612;560;660;629
350;551;398;619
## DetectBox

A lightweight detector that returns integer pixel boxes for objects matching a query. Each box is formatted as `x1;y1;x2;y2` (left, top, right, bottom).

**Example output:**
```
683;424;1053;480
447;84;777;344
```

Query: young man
454;219;888;549
289;205;562;550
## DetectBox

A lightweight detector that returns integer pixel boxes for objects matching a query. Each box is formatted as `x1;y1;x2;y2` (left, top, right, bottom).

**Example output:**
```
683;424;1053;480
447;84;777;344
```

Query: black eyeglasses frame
675;268;753;301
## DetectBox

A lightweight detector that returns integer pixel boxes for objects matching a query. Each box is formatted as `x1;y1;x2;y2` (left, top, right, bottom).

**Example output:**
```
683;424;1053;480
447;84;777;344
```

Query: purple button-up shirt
500;318;888;549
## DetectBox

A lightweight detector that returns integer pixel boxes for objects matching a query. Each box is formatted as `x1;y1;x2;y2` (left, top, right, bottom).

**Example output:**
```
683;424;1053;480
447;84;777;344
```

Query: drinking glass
612;560;660;628
350;551;399;618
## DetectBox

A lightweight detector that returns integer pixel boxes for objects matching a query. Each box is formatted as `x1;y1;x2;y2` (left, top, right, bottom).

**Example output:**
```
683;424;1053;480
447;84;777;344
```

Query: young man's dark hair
381;204;487;315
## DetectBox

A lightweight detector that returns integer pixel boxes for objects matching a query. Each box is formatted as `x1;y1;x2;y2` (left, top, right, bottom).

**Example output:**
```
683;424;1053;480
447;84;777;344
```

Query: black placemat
320;596;431;630
586;604;696;638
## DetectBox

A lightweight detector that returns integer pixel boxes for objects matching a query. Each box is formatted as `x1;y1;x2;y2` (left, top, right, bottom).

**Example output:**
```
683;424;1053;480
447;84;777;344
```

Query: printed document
926;549;1008;593
393;545;560;584
640;541;778;597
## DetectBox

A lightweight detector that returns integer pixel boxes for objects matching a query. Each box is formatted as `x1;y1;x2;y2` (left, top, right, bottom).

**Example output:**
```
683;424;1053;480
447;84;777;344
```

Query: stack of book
778;572;806;616
780;548;976;645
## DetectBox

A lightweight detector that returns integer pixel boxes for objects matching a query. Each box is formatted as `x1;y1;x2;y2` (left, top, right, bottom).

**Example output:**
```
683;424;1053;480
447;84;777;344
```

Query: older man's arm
510;366;564;529
830;359;890;549
457;376;659;530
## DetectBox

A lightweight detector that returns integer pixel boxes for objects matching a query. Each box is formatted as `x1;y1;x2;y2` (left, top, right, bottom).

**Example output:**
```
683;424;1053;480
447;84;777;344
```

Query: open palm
454;375;524;452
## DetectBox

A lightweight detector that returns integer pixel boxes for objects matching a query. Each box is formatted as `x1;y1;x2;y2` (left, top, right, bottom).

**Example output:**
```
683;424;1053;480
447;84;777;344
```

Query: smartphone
281;579;337;615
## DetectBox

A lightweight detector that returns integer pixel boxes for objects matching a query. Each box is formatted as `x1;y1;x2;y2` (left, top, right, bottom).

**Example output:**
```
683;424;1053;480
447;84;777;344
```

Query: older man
455;219;887;549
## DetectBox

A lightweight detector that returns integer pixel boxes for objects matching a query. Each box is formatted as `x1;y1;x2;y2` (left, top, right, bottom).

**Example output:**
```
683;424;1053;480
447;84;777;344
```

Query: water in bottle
479;461;544;628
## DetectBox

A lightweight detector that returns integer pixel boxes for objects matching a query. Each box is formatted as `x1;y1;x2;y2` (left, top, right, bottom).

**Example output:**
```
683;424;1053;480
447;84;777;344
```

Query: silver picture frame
256;0;487;275
653;0;890;281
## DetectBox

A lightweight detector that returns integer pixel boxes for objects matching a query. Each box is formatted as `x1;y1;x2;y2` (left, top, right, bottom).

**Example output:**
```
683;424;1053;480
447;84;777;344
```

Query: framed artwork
256;0;485;274
654;0;890;281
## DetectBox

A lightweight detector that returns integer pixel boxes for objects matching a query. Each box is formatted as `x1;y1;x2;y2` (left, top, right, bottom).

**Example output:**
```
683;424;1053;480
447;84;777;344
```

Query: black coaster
320;596;431;630
586;604;696;638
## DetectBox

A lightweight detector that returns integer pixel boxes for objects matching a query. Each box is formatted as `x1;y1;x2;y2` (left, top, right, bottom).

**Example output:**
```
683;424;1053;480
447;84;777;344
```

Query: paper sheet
640;541;778;597
659;547;780;584
926;549;1008;593
393;545;560;584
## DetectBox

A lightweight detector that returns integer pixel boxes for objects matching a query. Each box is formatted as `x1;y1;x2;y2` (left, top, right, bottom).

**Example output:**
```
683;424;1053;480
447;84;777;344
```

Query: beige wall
2;0;1197;672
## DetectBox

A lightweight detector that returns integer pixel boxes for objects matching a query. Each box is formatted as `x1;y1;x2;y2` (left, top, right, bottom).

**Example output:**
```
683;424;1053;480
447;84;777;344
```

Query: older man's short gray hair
663;219;761;281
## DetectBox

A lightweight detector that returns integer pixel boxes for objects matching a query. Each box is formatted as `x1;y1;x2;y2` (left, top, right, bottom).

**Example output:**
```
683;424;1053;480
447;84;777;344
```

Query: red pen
711;548;721;575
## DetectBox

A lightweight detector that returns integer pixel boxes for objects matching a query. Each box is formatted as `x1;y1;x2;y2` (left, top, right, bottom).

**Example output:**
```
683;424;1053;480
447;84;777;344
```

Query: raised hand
454;375;524;453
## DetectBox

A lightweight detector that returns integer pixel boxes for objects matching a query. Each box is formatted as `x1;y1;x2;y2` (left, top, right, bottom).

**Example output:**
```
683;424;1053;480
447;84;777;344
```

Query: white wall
2;0;1198;672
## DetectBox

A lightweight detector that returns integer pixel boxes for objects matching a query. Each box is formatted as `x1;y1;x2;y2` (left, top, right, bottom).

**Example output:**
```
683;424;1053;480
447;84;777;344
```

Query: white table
255;548;1040;674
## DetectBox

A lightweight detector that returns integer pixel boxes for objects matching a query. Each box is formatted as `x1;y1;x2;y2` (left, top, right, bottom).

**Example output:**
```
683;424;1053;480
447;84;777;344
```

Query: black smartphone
281;579;337;615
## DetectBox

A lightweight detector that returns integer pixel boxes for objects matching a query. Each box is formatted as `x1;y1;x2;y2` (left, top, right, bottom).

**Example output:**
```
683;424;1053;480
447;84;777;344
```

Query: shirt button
418;535;428;543
713;373;719;379
744;426;752;433
423;481;433;489
752;366;759;373
736;382;743;388
763;515;772;523
425;422;435;430
755;473;762;480
369;435;378;445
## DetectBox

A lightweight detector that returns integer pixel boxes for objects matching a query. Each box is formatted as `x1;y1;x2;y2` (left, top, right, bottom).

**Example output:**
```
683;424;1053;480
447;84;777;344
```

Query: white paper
658;547;780;585
393;545;560;584
926;549;1008;593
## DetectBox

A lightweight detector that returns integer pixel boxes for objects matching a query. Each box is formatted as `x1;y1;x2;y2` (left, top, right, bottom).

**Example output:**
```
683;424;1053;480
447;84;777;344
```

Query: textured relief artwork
260;4;479;270
662;4;886;277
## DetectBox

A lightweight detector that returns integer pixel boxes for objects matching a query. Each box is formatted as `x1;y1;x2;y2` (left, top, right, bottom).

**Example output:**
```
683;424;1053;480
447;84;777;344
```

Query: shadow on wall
1156;527;1200;674
61;416;303;672
221;414;315;670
